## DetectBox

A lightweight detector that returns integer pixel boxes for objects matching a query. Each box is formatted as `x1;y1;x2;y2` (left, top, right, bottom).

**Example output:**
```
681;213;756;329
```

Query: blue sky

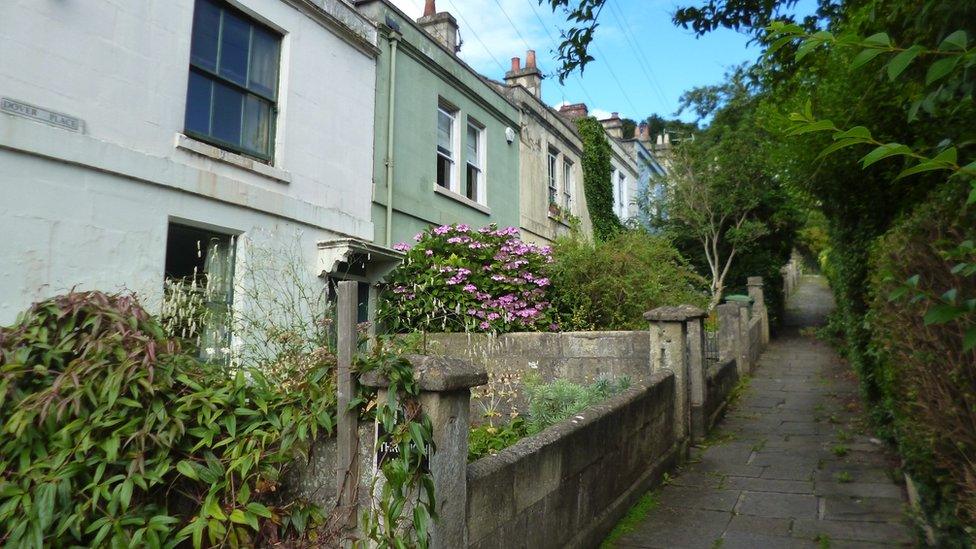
390;0;818;124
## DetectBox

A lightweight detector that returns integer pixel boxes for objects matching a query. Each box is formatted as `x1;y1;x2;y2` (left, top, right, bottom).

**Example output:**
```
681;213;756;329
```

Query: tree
656;144;768;309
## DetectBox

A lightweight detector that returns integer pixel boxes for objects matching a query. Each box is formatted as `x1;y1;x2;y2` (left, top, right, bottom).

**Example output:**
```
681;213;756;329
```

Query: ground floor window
163;222;236;362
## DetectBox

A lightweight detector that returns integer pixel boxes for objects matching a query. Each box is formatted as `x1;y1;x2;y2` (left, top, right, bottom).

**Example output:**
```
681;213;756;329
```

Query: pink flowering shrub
378;224;558;333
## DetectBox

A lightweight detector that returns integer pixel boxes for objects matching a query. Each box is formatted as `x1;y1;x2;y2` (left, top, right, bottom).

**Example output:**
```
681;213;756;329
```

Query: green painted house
356;0;521;247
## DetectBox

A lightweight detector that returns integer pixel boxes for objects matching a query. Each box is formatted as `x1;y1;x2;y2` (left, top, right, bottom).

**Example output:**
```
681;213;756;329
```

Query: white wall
609;138;639;221
0;0;378;323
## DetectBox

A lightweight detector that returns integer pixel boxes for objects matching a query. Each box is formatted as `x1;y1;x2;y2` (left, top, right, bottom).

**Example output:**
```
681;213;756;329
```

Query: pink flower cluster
381;223;559;333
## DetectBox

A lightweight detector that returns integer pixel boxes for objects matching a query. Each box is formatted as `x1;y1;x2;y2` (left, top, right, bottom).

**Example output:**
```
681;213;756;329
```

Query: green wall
360;1;521;246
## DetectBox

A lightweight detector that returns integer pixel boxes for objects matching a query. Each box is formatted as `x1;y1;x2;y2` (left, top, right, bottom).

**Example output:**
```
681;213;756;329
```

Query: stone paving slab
609;276;915;548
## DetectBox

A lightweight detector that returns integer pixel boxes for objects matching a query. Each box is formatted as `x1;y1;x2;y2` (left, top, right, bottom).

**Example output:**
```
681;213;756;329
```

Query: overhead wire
605;0;672;113
521;0;598;106
442;0;509;75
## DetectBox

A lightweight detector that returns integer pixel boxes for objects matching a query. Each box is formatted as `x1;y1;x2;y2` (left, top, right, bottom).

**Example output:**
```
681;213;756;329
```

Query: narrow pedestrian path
610;275;915;548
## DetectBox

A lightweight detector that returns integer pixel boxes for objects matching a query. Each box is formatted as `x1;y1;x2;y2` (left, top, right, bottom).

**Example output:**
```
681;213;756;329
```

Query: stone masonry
611;275;915;548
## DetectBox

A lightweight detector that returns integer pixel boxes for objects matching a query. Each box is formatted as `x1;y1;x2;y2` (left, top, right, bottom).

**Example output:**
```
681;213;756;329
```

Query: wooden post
336;281;359;540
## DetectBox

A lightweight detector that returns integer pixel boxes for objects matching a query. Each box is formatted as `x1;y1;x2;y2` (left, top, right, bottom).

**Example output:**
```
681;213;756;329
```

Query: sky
389;0;818;125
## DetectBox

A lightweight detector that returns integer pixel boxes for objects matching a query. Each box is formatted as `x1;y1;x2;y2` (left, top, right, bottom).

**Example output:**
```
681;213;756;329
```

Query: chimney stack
637;121;651;142
600;112;624;139
557;102;589;120
505;49;543;98
418;0;460;53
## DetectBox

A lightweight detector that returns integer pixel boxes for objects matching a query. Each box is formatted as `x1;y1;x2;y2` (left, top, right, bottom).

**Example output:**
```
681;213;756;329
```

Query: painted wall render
358;0;521;247
0;0;379;323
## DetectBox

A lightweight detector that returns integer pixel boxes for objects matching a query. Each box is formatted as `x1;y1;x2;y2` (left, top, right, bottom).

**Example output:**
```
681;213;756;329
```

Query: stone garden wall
420;331;650;384
704;358;739;431
420;331;648;424
308;276;776;548
466;371;678;549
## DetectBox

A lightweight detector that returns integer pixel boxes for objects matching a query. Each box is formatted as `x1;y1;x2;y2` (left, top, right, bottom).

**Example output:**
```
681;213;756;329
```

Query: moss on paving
600;491;661;548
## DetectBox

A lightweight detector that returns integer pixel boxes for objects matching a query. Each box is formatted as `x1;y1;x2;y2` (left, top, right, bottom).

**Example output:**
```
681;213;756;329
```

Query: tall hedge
868;184;976;543
576;117;622;241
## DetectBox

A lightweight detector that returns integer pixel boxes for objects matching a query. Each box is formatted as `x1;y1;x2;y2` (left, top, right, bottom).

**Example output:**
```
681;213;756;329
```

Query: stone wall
420;331;649;423
422;331;649;384
466;371;678;549
704;358;739;431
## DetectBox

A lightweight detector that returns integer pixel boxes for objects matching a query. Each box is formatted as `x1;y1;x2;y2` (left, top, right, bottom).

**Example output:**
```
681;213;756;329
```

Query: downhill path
610;275;915;548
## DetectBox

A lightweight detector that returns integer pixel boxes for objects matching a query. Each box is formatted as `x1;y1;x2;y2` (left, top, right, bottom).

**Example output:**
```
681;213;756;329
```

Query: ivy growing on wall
576;117;621;241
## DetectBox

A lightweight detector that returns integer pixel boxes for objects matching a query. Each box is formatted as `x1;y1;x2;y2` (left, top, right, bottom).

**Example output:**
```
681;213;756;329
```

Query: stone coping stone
643;304;708;322
467;369;674;479
359;354;487;391
707;358;737;380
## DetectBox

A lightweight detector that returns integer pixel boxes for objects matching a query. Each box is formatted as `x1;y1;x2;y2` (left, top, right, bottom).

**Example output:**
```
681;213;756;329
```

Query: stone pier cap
643;305;708;322
359;355;487;391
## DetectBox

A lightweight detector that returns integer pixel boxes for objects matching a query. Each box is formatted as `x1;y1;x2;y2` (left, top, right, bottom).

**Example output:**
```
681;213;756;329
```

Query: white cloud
387;0;565;79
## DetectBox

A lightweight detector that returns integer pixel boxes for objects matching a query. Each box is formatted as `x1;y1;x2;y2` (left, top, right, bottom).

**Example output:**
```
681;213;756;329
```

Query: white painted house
0;0;395;328
599;113;641;222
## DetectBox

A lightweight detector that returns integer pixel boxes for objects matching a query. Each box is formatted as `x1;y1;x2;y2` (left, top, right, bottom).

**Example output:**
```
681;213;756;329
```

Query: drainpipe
384;31;400;247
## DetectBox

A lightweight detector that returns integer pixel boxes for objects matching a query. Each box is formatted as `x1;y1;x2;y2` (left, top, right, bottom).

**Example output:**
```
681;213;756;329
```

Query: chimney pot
511;56;521;73
526;49;537;69
423;0;436;17
611;112;619;119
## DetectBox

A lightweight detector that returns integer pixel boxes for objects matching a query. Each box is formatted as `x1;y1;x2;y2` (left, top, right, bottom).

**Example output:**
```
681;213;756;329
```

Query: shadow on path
609;275;914;548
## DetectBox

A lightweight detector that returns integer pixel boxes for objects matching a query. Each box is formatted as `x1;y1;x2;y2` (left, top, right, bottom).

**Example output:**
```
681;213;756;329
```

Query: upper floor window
185;0;280;161
547;148;559;205
436;103;458;190
465;119;485;203
562;159;573;209
617;171;627;218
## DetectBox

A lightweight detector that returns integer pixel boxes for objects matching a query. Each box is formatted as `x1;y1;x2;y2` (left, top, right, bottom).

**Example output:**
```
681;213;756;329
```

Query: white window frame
547;147;559;206
562;158;573;209
436;101;459;192
617;171;627;218
465;117;486;204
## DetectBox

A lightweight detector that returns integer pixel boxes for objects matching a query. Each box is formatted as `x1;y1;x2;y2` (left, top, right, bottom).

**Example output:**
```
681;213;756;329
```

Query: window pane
466;124;479;166
212;81;244;145
242;95;271;156
437;109;453;154
436;154;452;188
190;0;220;72
249;26;280;98
219;10;250;86
185;71;213;135
466;164;478;200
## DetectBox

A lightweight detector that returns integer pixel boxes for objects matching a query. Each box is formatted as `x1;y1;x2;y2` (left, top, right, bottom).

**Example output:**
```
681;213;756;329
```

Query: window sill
547;212;572;227
175;134;292;184
433;184;491;215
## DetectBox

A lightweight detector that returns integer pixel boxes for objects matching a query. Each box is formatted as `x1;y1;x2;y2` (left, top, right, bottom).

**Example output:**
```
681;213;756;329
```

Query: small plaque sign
375;419;431;472
1;97;84;133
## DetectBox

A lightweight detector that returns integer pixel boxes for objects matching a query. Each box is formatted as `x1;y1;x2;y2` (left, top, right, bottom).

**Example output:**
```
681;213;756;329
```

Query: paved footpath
612;275;916;548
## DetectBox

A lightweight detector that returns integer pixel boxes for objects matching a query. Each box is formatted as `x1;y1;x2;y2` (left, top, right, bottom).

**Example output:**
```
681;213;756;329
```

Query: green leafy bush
467;376;631;461
547;231;708;330
0;292;336;547
378;223;557;333
867;185;976;542
523;376;631;435
468;418;529;461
